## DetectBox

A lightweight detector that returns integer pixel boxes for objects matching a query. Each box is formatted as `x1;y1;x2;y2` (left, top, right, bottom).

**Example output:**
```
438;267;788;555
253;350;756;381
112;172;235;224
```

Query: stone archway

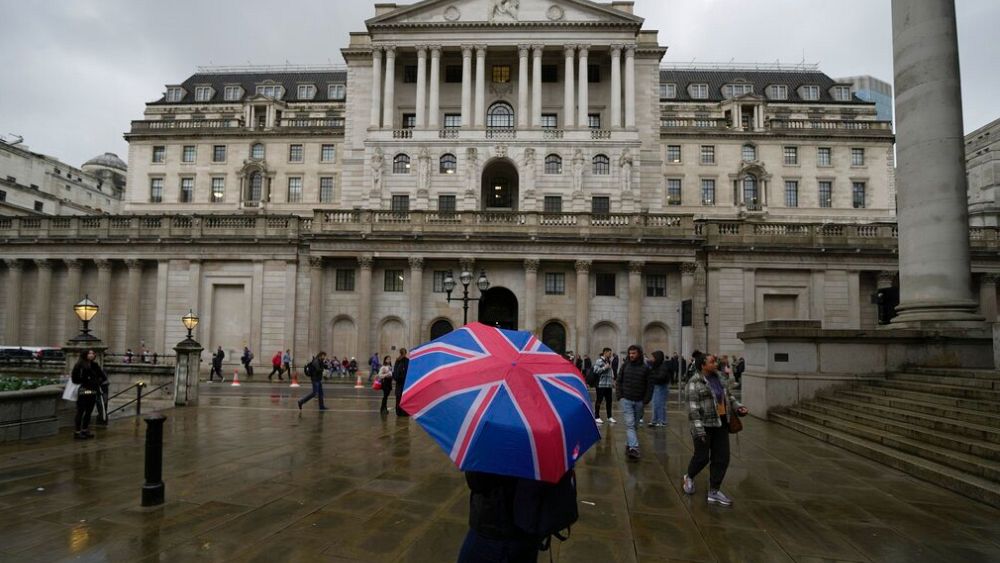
643;322;671;354
481;159;519;211
377;317;405;357
541;321;568;355
429;318;454;340
478;287;518;330
331;316;357;360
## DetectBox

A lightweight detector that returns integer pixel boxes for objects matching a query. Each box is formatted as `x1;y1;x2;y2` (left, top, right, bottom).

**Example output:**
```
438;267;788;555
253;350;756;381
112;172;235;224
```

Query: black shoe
297;401;303;411
81;430;94;438
73;432;87;440
319;406;329;411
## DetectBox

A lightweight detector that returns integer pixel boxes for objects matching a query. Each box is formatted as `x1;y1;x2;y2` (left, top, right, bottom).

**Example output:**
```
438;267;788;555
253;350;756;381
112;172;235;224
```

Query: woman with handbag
681;353;748;506
71;350;107;440
378;356;393;414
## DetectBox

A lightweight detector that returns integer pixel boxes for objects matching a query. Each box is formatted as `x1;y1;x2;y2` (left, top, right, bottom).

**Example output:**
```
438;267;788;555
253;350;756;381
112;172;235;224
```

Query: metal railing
103;380;172;422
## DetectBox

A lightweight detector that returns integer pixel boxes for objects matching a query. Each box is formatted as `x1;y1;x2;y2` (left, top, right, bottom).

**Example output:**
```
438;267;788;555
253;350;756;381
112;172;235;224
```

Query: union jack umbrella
401;322;600;483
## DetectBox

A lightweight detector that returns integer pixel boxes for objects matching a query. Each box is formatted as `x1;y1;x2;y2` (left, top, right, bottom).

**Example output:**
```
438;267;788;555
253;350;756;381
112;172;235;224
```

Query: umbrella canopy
401;322;600;483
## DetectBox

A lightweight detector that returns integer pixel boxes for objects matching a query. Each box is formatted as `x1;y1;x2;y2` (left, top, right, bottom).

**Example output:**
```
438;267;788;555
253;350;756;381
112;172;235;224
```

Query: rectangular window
321;144;336;162
595;273;616;297
255;85;283;99
319;177;335;203
179;178;194;203
384;269;404;292
34;201;44;212
492;65;511;83
403;65;418;83
819;181;833;208
149;178;163;203
438;194;456;213
335;269;355;291
851;148;865;166
445;66;462;83
646;274;666;298
194;86;213;102
689;83;709;99
591;196;610;215
544;273;566;295
852;182;866;209
588;114;601;129
327;83;346;100
541;65;558;83
666;145;681;163
784;146;798;165
543;196;562;213
587;64;600;83
432;271;449;293
287;177;303;203
182;145;196;163
700;145;715;164
391;194;410;212
742;145;757;161
541;114;558;129
817;147;832;167
224;86;243;101
701;179;716;205
297;84;316;100
444;114;461;128
785;180;799;207
659;83;677;99
0;190;5;202
289;144;304;162
666;179;682;206
402;114;416;129
151;146;165;163
212;145;226;162
165;87;183;102
211;177;225;202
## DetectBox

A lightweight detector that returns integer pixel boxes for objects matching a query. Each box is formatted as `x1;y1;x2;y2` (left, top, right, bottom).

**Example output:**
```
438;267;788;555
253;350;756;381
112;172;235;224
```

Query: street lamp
181;309;200;341
444;269;489;325
73;295;99;339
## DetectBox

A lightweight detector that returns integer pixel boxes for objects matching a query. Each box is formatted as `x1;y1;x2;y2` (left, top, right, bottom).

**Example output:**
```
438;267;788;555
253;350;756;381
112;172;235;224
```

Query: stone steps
868;379;1000;406
889;372;1000;390
834;389;1000;426
770;413;1000;509
819;394;1000;444
904;367;1000;380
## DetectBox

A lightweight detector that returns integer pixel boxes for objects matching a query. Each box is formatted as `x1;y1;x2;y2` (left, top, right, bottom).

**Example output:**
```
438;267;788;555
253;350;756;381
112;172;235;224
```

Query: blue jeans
652;384;669;425
620;398;644;448
298;379;326;409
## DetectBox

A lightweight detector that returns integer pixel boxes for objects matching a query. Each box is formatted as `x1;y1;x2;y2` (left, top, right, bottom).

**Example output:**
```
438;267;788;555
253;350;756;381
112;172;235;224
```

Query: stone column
848;270;861;329
474;46;487;128
357;255;373;366
3;259;22;344
563;46;575;129
308;257;323;353
523;259;539;334
517;45;529;129
461;45;473;127
124;259;143;352
382;46;396;129
34;260;52;345
415;46;428;129
810;271;827;324
680;262;697;356
64;259;82;341
628;261;643;347
624;46;636;128
744;269;756;325
979;273;999;322
531;45;543;127
408;257;424;347
94;259;113;342
610;45;622;129
891;0;982;326
154;260;169;355
575;260;590;355
428;46;441;129
370;47;383;128
577;45;590;128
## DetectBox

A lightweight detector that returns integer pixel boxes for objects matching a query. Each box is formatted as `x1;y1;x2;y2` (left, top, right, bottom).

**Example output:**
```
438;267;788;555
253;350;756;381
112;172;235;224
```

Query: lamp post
64;295;107;380
174;310;204;407
181;309;199;341
444;269;490;325
73;295;99;340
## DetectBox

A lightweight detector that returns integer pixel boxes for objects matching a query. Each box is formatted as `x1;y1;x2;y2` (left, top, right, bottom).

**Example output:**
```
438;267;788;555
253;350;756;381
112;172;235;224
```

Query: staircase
770;367;1000;508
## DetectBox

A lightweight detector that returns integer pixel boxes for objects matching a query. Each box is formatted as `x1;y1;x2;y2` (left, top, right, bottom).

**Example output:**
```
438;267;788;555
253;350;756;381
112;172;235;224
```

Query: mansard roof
659;69;865;105
151;70;348;105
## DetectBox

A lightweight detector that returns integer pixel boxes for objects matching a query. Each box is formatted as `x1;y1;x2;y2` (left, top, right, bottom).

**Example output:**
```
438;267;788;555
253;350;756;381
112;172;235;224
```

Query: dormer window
297;84;316;100
659;83;676;99
224;85;244;101
689;83;709;99
799;85;820;101
328;84;346;100
722;83;753;99
256;84;284;99
194;86;214;102
165;87;184;102
831;85;852;101
766;84;788;100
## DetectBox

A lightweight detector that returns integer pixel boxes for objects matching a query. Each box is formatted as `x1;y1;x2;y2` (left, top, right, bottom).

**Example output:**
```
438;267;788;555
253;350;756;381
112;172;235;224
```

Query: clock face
547;5;565;21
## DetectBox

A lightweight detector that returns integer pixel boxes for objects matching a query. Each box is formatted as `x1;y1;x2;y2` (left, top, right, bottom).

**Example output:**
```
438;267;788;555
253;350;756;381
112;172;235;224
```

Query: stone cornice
367;21;644;32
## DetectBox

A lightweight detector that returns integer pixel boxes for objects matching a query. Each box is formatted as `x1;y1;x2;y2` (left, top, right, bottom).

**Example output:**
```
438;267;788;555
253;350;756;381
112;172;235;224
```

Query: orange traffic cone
354;372;364;389
231;369;241;387
289;369;301;388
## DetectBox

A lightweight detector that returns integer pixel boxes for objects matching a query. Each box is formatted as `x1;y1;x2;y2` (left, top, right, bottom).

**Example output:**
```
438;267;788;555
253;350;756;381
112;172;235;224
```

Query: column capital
523;258;540;273
371;45;383;55
429;45;442;57
982;272;1000;284
94;259;113;271
518;45;530;58
475;45;487;56
624;45;636;57
531;45;544;55
34;259;52;270
358;255;374;270
408;257;425;270
877;270;897;287
3;258;22;270
577;45;590;56
564;45;576;56
628;261;644;274
64;258;82;271
383;45;397;56
309;256;324;270
574;260;591;274
416;45;428;57
124;259;142;270
610;44;624;56
461;45;474;57
680;262;699;275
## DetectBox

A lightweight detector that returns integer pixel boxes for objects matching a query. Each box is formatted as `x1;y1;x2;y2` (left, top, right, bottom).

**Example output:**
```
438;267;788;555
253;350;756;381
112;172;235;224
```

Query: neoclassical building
1;0;998;369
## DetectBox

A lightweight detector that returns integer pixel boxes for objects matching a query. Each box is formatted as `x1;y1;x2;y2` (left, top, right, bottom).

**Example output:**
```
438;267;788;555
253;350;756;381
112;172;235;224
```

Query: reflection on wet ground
0;383;997;562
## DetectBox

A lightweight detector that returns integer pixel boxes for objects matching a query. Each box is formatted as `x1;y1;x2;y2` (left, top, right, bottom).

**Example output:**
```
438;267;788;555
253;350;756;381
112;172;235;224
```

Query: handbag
62;380;80;402
728;399;744;434
372;378;382;391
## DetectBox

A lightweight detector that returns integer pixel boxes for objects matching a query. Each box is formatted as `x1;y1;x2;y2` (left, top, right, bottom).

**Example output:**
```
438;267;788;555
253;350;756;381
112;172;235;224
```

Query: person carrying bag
70;350;107;440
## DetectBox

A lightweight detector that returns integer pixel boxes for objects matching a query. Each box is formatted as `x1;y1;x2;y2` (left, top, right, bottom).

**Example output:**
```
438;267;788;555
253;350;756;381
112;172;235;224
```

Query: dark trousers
268;365;283;379
457;529;539;563
595;387;613;418
686;421;731;490
209;364;222;381
75;393;97;432
298;380;326;409
394;381;408;416
380;382;392;412
243;362;254;377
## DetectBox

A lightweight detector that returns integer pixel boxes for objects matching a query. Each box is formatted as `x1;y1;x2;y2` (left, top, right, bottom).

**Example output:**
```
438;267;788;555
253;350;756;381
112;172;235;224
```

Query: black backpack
513;469;578;551
303;358;316;379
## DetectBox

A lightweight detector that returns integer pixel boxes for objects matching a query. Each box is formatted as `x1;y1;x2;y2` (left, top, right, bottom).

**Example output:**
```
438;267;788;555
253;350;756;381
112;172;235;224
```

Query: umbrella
401;322;600;483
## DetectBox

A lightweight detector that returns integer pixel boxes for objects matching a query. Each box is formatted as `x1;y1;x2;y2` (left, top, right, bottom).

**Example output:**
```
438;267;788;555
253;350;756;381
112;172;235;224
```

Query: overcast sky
1;0;997;167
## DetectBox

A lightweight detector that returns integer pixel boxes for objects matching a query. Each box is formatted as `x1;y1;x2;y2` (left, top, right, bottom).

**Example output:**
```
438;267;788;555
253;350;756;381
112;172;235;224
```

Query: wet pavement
1;382;998;562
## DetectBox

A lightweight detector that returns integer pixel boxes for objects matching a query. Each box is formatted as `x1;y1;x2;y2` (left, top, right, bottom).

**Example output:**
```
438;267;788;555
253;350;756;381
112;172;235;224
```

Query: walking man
593;348;616;424
241;346;254;378
297;352;329;411
393;348;409;416
268;350;283;381
616;345;653;460
282;349;292;378
210;346;225;382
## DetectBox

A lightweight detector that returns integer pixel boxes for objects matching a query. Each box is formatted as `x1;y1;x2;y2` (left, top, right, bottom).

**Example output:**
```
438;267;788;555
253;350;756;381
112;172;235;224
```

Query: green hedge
0;377;60;392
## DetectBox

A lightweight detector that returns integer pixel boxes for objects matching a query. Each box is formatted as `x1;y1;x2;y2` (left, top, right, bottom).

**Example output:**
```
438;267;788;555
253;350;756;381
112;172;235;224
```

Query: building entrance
478;287;518;330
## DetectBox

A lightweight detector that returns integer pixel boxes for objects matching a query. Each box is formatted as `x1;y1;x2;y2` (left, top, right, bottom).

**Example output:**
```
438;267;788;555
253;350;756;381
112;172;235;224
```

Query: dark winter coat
615;357;653;403
306;357;325;382
392;356;409;386
649;351;670;385
71;361;107;394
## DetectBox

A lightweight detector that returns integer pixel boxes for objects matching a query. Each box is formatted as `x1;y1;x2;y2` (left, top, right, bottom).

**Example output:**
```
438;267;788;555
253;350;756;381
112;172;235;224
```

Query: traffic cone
354;372;364;389
289;369;300;388
231;369;241;387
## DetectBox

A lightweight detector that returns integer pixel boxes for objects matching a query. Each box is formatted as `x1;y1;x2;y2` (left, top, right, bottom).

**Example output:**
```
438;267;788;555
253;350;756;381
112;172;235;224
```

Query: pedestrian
210;346;225;382
457;472;540;562
574;353;584;373
615;345;653;460
378;356;393;414
610;352;620;378
297;352;329;411
369;352;381;382
71;350;107;440
124;349;133;364
341;357;350;378
682;354;749;507
348;357;358;380
582;354;592;380
330;355;340;377
140;344;149;364
392;348;409;416
734;356;745;387
648;350;670;427
592;348;615;424
268;350;283;381
282;349;292;378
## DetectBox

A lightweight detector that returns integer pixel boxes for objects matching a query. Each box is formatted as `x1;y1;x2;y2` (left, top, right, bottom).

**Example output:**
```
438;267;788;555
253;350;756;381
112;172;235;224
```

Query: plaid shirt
686;369;743;438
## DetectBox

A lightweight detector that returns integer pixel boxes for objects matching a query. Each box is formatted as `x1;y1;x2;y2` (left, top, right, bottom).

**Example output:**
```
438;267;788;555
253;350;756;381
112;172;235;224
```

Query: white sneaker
608;417;617;424
683;474;696;495
595;418;604;424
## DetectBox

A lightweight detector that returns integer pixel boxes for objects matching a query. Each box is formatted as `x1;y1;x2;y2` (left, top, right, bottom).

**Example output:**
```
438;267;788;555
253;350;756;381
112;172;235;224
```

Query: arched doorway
429;319;454;340
541;321;567;355
481;159;519;211
332;316;357;359
378;318;405;356
643;323;671;354
479;287;518;330
592;322;620;356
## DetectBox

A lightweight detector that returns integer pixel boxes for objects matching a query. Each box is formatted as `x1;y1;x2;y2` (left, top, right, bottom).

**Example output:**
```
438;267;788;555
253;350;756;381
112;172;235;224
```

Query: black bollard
141;413;166;507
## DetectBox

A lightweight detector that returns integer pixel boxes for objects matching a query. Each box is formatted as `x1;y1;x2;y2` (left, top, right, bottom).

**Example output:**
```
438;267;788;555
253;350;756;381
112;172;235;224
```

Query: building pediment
366;0;643;29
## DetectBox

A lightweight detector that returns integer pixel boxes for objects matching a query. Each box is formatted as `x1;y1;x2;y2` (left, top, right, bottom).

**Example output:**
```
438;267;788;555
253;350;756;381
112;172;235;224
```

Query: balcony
369;128;638;143
128;117;345;137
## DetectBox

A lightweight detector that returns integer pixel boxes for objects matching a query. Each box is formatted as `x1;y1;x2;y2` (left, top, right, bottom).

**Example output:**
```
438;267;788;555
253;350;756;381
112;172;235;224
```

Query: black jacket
306;357;325;382
71;362;107;394
616;359;653;403
392;356;409;385
466;472;537;541
649;352;669;385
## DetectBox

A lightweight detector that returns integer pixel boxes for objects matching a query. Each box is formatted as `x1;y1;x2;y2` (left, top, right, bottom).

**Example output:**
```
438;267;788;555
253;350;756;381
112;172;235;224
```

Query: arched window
487;102;514;129
743;174;759;207
544;154;562;175
248;172;263;201
393;154;411;174
439;153;457;174
250;143;265;160
741;144;757;162
541;322;567;356
592;154;610;175
430;319;454;340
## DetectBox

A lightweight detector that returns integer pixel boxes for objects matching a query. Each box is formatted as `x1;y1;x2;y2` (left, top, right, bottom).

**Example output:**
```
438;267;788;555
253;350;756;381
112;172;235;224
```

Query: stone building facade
967;116;1000;227
1;0;998;369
